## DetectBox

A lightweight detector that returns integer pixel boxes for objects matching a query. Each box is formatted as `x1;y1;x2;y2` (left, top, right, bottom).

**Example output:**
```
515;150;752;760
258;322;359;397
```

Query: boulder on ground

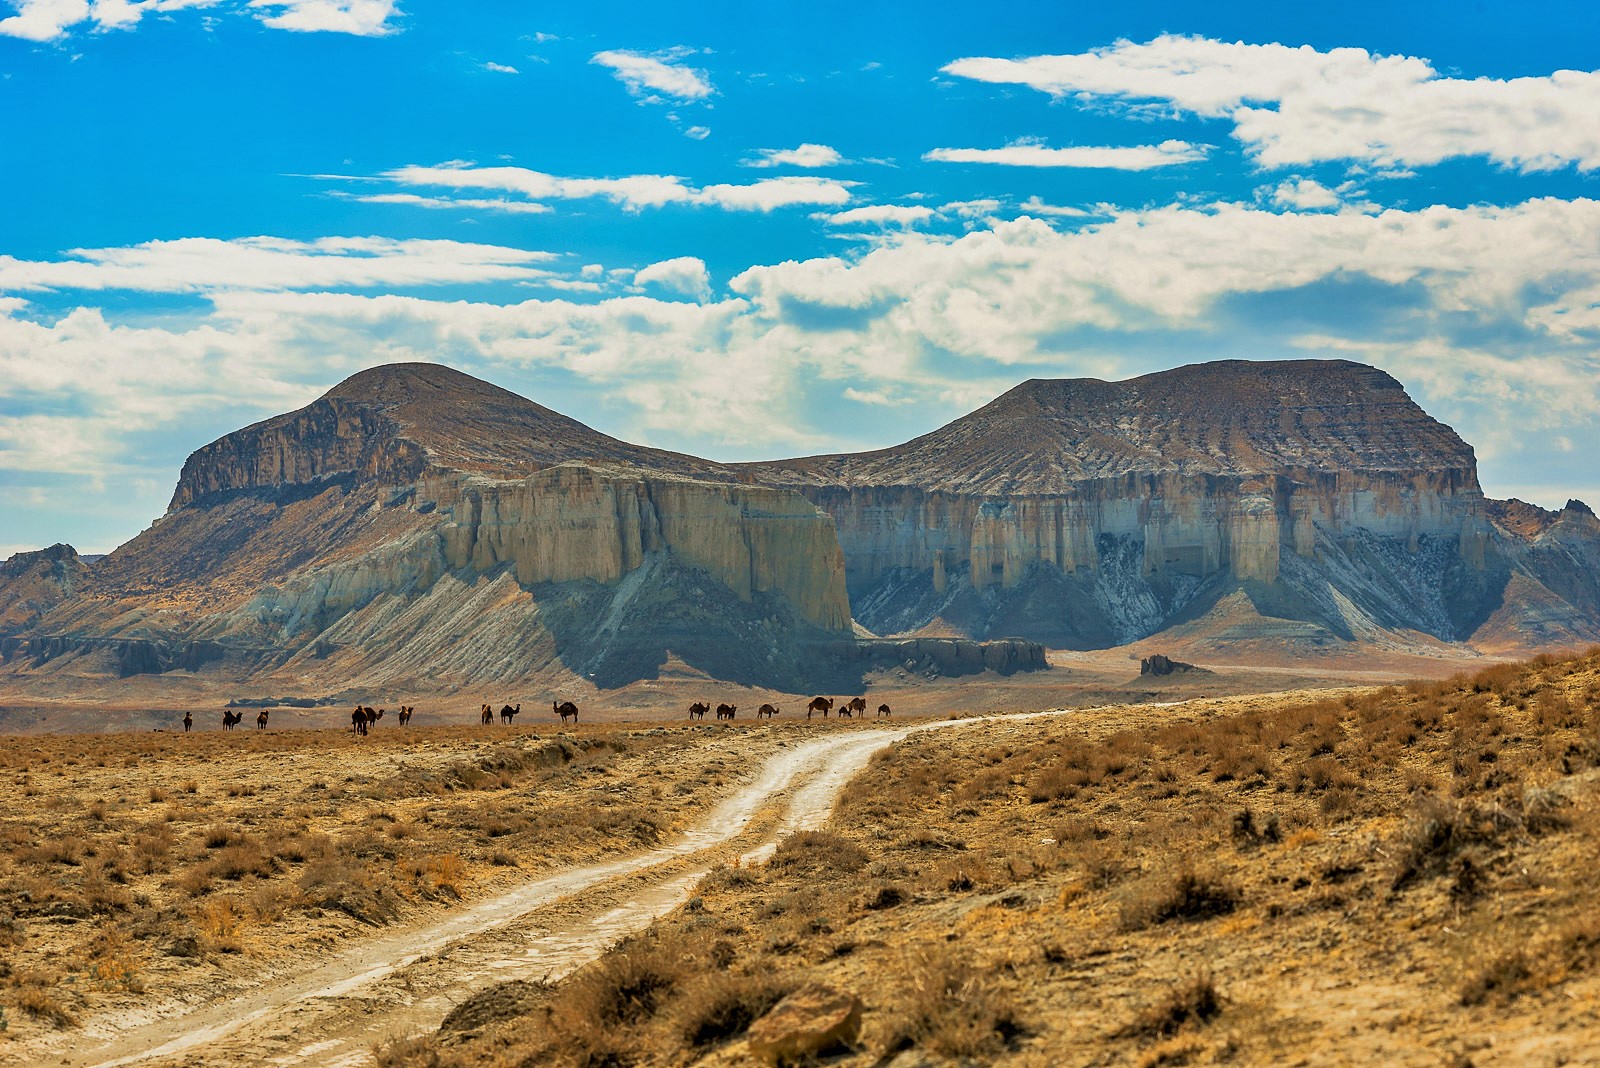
745;982;862;1064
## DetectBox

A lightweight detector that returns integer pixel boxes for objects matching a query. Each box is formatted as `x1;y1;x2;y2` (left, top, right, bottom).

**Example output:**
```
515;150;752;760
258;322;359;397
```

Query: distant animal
807;696;833;720
481;704;493;726
757;703;779;719
838;702;854;719
222;710;243;731
688;701;709;720
368;707;384;732
397;705;413;726
716;703;737;720
554;700;579;724
877;703;892;718
256;709;269;730
501;703;521;725
352;707;368;735
847;697;868;716
182;711;193;733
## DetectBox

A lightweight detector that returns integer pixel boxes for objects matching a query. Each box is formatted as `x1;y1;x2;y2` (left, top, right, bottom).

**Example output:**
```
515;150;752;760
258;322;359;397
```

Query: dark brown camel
756;703;779;719
554;700;579;724
368;707;384;732
877;703;892;717
806;696;833;720
501;703;521;725
256;709;269;730
352;707;368;735
480;704;493;725
397;705;413;726
688;701;709;720
182;711;193;733
222;710;242;731
715;703;737;720
846;697;868;716
838;702;854;719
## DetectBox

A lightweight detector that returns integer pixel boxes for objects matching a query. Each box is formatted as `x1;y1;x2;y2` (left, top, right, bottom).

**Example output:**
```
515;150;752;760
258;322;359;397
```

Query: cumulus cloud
924;139;1208;170
591;47;713;103
745;143;845;168
1018;196;1091;217
0;0;393;38
246;0;397;35
375;163;854;214
815;205;936;228
0;236;555;294
943;35;1600;171
482;61;518;74
634;256;711;301
1271;177;1342;210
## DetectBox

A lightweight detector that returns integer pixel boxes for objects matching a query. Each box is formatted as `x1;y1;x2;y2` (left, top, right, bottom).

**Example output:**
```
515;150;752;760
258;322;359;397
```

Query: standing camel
222;710;243;731
501;703;521;725
352;707;368;735
715;703;737;720
688;701;709;720
847;697;868;717
480;704;493;726
807;697;833;720
756;703;779;719
877;703;892;718
182;711;193;733
256;709;269;730
554;700;579;724
397;706;413;726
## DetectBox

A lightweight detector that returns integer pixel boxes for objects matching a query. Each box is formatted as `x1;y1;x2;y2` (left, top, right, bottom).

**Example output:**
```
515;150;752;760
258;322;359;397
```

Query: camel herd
690;697;891;721
193;694;893;734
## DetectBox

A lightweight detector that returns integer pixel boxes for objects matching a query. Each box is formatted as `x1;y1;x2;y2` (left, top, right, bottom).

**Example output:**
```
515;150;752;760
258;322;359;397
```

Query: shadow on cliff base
534;556;867;692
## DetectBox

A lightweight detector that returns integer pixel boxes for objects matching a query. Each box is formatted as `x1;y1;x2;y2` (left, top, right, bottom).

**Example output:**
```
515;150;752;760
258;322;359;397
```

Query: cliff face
744;360;1584;652
0;544;92;634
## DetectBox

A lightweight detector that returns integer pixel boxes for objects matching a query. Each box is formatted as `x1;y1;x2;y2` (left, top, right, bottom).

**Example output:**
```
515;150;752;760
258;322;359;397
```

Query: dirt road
56;722;968;1068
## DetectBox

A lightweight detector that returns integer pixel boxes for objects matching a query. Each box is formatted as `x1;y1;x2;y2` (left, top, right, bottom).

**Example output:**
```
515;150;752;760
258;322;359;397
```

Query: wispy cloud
814;204;935;228
591;47;713;103
0;0;397;39
943;35;1600;172
744;143;845;168
246;0;398;36
482;60;518;74
372;163;854;213
924;139;1208;170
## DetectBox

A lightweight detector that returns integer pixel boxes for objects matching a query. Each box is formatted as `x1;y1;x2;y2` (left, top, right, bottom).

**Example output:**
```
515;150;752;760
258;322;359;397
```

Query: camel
481;704;493;725
256;709;269;730
554;700;579;724
807;696;833;720
847;697;868;716
397;705;413;726
501;703;521;725
756;703;779;719
352;707;368;735
182;711;193;733
715;703;737;720
838;702;854;719
222;710;242;731
688;701;709;720
877;703;892;718
368;707;384;732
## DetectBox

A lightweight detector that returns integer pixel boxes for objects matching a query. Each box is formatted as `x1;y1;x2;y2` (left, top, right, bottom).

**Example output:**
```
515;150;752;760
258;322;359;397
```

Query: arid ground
3;650;1596;1066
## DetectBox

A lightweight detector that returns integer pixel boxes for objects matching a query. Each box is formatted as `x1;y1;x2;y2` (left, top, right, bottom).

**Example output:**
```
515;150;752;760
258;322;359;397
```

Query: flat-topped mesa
743;359;1491;610
169;363;716;510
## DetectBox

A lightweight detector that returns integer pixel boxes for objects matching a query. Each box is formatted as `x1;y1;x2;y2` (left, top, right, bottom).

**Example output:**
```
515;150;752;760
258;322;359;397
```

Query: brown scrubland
376;650;1600;1067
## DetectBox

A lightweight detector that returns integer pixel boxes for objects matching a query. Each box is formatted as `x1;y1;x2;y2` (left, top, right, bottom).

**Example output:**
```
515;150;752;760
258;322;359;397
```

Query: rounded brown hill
170;363;718;509
748;359;1479;495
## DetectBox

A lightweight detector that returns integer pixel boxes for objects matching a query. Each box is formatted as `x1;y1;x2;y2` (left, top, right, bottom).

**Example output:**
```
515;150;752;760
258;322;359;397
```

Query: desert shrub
881;946;1025;1058
372;1034;458;1068
1458;945;1532;1006
1119;859;1239;931
13;972;77;1027
1117;970;1222;1037
677;971;792;1049
297;857;400;924
768;831;868;876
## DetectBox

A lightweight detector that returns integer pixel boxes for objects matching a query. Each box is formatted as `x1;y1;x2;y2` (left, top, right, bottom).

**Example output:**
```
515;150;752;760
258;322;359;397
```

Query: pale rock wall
800;468;1490;596
230;463;852;642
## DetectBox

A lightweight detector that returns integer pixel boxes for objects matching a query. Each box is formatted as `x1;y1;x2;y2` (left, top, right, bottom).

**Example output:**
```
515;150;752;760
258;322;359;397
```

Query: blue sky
3;0;1600;555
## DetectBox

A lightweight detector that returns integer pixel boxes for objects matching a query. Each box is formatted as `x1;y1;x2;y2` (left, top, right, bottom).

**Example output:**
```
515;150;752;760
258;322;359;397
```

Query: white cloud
816;205;936;228
0;236;555;294
634;256;711;301
924;139;1208;170
348;192;552;214
940;199;1002;219
1271;177;1341;210
745;143;845;168
379;163;853;214
943;35;1600;172
1018;196;1090;217
0;0;391;38
483;61;518;74
683;125;710;140
591;48;713;103
246;0;398;35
